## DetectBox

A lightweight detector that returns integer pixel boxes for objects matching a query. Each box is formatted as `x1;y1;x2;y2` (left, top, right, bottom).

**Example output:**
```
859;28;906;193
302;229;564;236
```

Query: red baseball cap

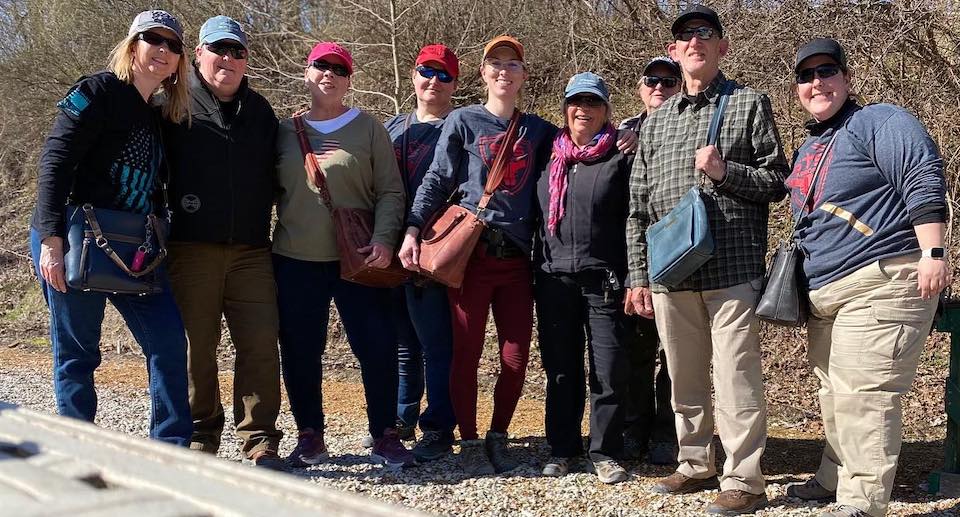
307;42;354;75
415;44;460;79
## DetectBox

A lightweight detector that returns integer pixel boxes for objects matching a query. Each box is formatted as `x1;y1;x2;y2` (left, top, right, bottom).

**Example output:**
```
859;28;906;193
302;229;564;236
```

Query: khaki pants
807;254;936;516
167;242;282;457
652;280;767;494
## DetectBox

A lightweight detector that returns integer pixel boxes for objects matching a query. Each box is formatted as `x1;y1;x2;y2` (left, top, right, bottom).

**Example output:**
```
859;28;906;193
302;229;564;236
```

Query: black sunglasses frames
796;64;842;84
675;26;717;42
206;42;248;60
310;59;350;77
138;31;183;55
642;76;680;89
416;65;453;83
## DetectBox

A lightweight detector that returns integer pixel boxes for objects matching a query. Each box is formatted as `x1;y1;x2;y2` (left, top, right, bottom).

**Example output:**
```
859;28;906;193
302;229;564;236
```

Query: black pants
624;316;676;444
534;270;627;461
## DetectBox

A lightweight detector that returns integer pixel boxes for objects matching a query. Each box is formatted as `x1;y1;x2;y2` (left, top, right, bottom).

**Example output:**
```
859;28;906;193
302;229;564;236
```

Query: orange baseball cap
482;35;524;61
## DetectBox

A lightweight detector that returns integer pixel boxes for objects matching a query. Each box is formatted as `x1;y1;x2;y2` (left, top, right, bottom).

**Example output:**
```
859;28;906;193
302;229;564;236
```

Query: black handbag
756;132;839;326
64;204;168;295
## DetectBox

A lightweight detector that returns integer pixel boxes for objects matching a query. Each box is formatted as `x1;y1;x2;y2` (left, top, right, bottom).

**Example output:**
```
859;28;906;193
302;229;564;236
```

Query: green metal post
928;304;960;494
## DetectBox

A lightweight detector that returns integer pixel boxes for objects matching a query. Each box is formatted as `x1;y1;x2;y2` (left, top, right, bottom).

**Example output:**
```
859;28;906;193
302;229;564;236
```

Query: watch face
932;248;946;258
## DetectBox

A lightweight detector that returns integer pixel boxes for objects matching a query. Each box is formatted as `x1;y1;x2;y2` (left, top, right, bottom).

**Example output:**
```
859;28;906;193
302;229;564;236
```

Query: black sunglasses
642;76;680;89
416;65;453;83
310;59;350;77
567;95;605;108
675;26;717;42
796;63;842;84
206;41;248;60
138;31;183;55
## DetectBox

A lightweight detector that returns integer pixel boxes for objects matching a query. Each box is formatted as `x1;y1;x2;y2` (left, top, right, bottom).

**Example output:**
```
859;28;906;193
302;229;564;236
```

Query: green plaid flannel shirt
626;73;789;292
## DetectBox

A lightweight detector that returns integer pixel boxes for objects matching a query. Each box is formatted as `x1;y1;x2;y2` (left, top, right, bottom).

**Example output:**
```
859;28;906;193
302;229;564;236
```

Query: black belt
481;227;526;259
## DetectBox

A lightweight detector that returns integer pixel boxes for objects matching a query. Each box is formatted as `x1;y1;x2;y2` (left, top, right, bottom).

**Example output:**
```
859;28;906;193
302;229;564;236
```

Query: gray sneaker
412;429;454;461
818;506;868;517
484;431;518;473
360;434;375;448
458;439;495;476
542;457;570;477
787;477;836;501
588;459;628;484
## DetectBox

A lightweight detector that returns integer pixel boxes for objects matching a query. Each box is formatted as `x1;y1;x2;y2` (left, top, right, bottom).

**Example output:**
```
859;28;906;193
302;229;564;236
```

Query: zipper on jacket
211;91;237;244
571;162;578;268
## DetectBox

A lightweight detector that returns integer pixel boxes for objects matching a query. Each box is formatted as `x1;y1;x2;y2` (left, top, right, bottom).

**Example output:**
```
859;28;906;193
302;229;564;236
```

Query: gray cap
643;56;681;77
199;15;248;49
794;38;847;72
128;10;183;42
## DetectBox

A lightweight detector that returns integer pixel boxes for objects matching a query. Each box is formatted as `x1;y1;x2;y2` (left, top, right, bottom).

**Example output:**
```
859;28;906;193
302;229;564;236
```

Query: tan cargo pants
807;254;937;516
652;279;767;494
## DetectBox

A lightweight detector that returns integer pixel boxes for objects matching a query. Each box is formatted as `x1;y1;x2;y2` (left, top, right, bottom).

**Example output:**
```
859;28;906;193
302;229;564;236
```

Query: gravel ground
2;347;959;516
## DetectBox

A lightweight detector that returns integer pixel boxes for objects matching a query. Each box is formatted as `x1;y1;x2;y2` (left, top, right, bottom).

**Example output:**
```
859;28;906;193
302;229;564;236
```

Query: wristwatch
922;247;947;259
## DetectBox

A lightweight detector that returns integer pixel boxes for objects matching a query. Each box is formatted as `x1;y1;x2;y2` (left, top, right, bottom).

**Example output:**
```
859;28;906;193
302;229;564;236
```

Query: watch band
922;247;947;259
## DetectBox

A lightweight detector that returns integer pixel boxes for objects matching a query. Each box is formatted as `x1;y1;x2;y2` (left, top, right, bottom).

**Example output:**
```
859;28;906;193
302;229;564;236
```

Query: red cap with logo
415;44;460;79
307;42;354;75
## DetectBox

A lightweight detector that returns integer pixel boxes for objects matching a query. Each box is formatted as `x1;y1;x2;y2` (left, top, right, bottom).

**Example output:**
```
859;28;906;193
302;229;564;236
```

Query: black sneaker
484;431;518;473
412;429;454;461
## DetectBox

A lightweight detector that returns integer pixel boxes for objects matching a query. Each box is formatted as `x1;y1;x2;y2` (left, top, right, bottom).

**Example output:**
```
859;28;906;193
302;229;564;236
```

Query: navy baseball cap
794;38;847;72
564;72;610;102
643;56;681;77
199;15;248;49
671;4;723;37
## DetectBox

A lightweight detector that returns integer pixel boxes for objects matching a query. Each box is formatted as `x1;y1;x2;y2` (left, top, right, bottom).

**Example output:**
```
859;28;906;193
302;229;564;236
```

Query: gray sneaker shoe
787;477;836;501
588;459;628;484
412;429;454;461
360;434;375;448
818;505;869;517
647;440;679;465
484;431;518;473
542;457;570;477
458;439;495;476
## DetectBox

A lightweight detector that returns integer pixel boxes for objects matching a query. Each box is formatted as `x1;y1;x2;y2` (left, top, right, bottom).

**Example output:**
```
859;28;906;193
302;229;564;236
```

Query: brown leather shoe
651;472;720;494
705;490;768;515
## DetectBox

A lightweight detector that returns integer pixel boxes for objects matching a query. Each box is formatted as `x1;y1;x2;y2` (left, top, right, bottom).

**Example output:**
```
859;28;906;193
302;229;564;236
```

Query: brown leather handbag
417;109;521;288
293;115;410;288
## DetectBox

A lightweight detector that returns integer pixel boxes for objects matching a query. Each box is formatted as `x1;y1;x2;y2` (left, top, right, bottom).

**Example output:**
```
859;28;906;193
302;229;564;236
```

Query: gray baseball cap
128;10;183;42
199;15;248;49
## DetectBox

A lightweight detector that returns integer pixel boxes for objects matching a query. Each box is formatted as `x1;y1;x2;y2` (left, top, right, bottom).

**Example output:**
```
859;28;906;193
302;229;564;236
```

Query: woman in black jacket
534;72;633;484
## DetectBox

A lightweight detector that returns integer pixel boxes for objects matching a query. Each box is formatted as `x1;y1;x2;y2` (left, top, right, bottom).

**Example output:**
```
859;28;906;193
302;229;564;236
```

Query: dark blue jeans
30;229;191;446
391;283;455;432
273;254;398;438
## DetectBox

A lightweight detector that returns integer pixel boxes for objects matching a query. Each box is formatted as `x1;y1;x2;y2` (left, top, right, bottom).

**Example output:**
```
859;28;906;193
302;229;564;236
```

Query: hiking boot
787;477;837;501
647;440;679;465
651;472;720;494
370;428;417;468
412;429;454;462
588;459;629;484
485;431;518;473
818;505;869;517
189;441;217;454
542;457;571;477
397;423;416;442
706;489;768;515
242;449;288;472
458;439;495;476
287;428;329;468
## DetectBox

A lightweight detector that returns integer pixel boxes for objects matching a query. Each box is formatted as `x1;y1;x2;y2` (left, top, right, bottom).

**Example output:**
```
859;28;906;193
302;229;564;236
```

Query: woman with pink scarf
534;72;633;484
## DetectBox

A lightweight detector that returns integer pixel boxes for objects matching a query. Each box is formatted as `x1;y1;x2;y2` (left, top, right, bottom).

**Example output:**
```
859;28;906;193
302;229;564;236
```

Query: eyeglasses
795;63;842;84
310;59;350;77
675;26;717;42
416;65;453;83
484;59;524;73
642;76;680;89
206;41;248;60
567;95;605;108
138;31;183;55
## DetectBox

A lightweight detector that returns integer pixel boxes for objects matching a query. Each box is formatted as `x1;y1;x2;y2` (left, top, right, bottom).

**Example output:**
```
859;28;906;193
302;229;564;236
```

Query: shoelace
419;431;442;446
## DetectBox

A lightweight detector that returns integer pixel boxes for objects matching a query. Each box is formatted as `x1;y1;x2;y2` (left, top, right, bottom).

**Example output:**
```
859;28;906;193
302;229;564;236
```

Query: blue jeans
30;228;192;446
392;283;455;432
273;254;398;438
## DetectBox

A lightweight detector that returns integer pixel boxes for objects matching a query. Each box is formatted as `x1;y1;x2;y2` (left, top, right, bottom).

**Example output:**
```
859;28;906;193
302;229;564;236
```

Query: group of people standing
29;5;949;517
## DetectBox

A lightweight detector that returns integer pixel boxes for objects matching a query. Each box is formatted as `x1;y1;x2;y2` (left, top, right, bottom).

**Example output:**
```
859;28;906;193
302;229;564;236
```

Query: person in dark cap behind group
625;4;789;514
162;15;286;469
619;56;682;134
784;38;948;517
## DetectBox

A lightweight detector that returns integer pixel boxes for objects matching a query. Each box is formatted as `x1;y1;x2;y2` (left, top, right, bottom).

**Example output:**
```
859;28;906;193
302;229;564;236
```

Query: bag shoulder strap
293;115;334;212
477;109;521;212
793;131;840;232
706;81;733;147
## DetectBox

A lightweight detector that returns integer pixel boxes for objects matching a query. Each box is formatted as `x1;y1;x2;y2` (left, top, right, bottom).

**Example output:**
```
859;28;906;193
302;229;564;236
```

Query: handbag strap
706;81;733;147
477;109;522;214
293;115;335;213
82;204;168;278
792;131;840;233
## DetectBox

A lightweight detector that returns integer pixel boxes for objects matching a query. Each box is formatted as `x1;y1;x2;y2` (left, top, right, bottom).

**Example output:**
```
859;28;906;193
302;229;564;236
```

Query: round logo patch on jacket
181;194;201;213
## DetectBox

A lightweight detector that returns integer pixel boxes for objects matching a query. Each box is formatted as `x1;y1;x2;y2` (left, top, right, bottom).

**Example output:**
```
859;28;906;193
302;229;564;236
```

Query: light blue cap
564;72;610;102
199;15;248;48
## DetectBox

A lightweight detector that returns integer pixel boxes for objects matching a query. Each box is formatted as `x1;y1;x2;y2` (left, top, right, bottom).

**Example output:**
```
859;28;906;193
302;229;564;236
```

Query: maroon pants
447;250;533;441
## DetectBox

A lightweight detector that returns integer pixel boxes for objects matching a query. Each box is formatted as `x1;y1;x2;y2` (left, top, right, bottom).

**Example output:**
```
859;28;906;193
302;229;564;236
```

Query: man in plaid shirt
625;5;788;515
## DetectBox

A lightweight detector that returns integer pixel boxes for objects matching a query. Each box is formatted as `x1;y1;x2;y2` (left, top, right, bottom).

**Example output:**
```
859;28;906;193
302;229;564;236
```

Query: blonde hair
107;32;190;124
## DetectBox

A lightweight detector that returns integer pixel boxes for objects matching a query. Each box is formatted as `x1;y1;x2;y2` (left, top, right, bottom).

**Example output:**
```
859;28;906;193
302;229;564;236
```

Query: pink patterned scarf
547;123;616;235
